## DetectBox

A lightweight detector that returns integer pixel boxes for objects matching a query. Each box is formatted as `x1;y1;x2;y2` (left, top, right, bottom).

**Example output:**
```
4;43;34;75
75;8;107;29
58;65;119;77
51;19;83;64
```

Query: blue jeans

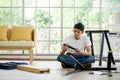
57;53;94;67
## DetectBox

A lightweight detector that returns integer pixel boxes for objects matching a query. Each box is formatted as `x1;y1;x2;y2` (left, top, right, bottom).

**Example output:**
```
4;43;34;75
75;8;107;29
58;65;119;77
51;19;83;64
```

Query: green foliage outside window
0;0;120;54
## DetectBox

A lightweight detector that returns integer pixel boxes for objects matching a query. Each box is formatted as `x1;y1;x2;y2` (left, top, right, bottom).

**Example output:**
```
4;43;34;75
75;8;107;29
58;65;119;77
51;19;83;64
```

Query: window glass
37;0;49;7
0;0;11;7
12;0;22;7
24;8;35;26
12;8;22;25
63;8;74;27
25;0;35;7
50;8;61;27
0;8;10;25
50;0;61;7
63;0;74;7
36;8;50;28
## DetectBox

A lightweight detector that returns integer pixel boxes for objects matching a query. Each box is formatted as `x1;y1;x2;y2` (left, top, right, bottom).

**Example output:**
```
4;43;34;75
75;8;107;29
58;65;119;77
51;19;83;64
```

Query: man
57;23;94;68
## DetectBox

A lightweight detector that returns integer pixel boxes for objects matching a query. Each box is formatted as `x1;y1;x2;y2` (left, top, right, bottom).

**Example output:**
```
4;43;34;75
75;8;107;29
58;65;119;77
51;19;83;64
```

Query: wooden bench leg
29;49;33;64
22;50;24;54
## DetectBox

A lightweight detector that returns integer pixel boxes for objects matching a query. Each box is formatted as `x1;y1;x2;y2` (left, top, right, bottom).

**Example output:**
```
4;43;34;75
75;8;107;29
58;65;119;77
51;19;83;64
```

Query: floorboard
0;60;120;80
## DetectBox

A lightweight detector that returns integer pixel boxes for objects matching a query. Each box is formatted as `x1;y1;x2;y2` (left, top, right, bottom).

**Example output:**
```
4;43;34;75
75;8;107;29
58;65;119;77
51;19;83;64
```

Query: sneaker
83;63;91;69
61;63;73;68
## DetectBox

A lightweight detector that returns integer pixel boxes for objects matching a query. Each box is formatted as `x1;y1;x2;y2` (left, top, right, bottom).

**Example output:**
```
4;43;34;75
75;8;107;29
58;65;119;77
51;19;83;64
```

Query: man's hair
74;23;84;32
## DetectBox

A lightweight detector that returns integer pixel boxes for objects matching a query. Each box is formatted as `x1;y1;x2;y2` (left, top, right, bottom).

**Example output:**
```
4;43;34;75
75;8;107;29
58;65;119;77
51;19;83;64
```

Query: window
0;0;120;56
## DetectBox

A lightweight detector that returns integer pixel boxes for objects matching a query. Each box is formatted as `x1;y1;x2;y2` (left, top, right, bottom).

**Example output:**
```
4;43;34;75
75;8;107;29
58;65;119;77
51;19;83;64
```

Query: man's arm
76;45;92;55
60;45;68;54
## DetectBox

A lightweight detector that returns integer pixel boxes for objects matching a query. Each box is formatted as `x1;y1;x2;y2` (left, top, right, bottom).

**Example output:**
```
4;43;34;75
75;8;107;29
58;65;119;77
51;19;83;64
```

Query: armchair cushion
0;26;8;41
10;26;33;41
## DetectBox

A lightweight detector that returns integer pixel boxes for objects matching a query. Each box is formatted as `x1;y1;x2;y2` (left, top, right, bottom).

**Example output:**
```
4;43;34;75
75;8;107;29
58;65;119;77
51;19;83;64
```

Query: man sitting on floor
57;23;94;68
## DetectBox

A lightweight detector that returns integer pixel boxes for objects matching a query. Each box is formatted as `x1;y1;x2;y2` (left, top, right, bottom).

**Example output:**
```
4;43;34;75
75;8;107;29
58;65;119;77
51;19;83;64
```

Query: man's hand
60;45;68;54
75;49;82;54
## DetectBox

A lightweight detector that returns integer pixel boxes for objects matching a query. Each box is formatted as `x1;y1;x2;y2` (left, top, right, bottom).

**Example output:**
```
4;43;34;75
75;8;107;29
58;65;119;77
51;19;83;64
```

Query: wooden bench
0;28;35;64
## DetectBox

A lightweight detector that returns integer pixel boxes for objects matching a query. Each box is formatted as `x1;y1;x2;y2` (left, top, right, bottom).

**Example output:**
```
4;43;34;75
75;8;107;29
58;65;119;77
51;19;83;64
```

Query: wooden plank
17;65;50;73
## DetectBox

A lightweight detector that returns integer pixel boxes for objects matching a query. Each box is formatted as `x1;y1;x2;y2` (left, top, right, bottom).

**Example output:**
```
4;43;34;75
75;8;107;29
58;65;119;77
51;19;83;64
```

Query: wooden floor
0;60;120;80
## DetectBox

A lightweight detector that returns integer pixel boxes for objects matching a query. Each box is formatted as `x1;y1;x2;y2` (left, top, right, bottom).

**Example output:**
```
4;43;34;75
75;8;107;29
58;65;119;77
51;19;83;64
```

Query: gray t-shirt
63;34;91;53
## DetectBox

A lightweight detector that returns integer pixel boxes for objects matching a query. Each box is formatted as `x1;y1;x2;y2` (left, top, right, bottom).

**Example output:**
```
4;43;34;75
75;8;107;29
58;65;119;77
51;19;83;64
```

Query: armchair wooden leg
22;50;24;54
29;49;33;64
